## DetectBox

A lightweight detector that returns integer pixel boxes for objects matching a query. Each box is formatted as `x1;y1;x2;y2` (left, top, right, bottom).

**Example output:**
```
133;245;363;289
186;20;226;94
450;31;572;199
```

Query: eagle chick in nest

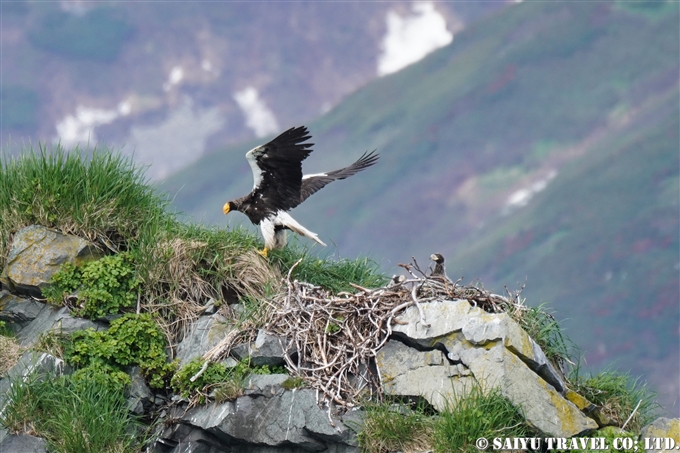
223;126;379;256
430;253;448;279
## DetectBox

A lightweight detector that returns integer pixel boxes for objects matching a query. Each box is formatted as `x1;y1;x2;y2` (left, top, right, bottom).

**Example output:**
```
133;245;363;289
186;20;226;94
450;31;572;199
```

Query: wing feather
245;126;314;211
298;150;379;206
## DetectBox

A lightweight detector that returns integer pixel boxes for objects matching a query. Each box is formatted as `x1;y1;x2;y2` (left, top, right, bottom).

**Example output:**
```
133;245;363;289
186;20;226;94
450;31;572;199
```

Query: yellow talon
257;247;269;258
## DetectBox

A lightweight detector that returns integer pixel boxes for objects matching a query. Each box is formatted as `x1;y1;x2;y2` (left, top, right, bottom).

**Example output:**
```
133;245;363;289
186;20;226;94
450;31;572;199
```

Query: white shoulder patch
302;172;328;180
246;146;265;190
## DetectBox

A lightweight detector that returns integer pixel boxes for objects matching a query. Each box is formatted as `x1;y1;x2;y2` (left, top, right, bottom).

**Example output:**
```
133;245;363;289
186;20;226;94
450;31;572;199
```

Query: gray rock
0;434;48;452
0;291;47;333
640;417;680;453
126;367;154;415
0;225;101;297
176;314;234;367
230;330;292;367
243;374;290;397
183;389;353;451
376;340;475;411
16;305;106;347
386;299;597;437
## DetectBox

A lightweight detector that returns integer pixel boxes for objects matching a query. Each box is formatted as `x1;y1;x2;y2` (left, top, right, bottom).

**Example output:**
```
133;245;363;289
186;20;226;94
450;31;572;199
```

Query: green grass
269;245;387;293
357;386;533;453
0;373;142;453
432;385;532;453
0;145;171;264
357;399;435;453
508;302;571;369
569;367;659;433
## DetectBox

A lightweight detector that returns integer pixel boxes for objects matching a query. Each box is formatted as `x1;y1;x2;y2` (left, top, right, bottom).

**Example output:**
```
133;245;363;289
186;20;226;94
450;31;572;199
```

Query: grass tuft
357;399;435;453
433;384;533;453
569;367;659;432
0;373;142;453
0;145;170;262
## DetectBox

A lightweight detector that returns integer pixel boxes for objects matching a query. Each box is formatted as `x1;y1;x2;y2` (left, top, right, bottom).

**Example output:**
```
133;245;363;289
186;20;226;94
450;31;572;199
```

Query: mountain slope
159;1;679;410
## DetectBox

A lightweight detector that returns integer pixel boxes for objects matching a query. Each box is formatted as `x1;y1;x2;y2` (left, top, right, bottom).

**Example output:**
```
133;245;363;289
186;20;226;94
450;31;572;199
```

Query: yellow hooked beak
223;202;231;215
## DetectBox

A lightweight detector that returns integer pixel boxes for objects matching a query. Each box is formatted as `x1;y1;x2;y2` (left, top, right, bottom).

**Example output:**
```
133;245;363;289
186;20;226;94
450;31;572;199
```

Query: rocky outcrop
641;417;680;453
163;388;358;452
380;299;598;437
0;225;101;297
0;226;617;451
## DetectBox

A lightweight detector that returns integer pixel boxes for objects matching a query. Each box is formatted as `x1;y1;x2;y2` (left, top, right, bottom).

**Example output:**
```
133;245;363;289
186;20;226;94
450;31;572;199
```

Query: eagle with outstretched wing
223;126;379;256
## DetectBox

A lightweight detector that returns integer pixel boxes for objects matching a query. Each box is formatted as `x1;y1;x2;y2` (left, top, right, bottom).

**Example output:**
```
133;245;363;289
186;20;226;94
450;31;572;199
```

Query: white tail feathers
261;211;327;249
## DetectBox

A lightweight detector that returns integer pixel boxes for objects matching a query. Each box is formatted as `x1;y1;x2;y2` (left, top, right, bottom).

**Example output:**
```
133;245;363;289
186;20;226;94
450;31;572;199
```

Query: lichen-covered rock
0;291;47;334
385;299;597;437
0;225;101;297
175;313;234;367
641;417;680;453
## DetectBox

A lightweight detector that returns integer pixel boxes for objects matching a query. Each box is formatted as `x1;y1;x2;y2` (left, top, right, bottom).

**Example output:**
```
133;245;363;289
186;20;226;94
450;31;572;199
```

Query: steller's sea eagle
223;126;379;256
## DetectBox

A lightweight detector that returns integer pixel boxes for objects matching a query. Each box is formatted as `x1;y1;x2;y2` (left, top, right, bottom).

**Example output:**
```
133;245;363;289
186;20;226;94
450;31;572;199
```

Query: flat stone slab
385;300;597;437
16;305;105;347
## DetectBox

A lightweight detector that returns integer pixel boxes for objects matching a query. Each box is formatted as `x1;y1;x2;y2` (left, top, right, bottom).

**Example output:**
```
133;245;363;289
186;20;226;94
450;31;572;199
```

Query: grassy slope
159;1;679;408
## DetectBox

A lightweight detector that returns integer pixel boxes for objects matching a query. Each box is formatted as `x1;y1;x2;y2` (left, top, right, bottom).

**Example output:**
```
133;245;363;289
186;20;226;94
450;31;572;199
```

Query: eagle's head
430;253;445;264
223;201;235;215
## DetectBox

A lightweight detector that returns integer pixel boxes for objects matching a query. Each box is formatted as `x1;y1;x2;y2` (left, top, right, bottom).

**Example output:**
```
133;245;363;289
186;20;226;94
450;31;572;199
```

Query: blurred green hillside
160;1;679;412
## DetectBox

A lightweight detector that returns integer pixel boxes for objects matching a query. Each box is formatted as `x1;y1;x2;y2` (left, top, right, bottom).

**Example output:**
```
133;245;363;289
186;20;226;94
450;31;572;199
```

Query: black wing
246;126;314;211
297;150;379;207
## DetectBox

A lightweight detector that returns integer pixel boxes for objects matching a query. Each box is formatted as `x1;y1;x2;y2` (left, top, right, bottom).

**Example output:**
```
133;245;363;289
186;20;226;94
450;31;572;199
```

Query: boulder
176;313;234;367
641;417;680;453
231;329;291;367
376;340;474;411
179;389;356;451
0;225;101;297
0;291;46;334
16;304;106;347
0;434;48;453
385;299;597;437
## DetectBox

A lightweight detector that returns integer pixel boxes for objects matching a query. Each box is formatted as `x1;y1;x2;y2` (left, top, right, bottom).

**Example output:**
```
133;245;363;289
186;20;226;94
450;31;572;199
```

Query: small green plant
171;358;232;401
66;313;174;389
281;376;305;390
171;357;286;403
357;399;435;453
433;384;533;453
0;373;141;453
44;252;140;319
570;367;658;432
0;320;12;337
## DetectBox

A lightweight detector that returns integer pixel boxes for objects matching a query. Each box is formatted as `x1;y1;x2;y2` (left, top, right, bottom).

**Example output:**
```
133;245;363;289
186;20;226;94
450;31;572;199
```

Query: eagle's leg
257;247;269;258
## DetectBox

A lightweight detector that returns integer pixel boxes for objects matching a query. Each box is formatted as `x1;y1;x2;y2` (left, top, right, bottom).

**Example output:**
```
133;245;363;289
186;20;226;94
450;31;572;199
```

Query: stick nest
205;257;528;408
